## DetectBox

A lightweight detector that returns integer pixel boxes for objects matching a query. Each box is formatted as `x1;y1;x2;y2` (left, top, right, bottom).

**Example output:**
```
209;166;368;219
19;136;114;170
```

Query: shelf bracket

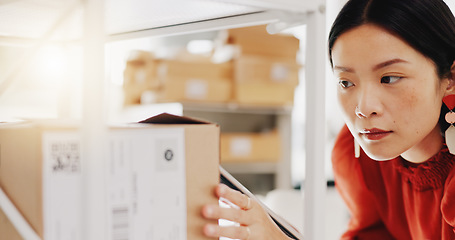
107;11;283;42
265;11;308;34
266;3;325;34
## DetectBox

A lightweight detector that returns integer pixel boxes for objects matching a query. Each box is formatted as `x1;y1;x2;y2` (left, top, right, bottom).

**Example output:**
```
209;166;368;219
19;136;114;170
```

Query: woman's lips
360;128;392;141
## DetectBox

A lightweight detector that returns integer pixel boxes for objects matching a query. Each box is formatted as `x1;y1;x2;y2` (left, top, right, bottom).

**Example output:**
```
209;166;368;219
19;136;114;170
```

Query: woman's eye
339;80;354;88
381;76;401;84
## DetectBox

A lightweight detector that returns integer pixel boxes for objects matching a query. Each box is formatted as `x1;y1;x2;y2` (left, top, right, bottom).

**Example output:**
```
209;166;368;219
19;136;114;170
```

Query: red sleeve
332;125;395;239
442;168;455;236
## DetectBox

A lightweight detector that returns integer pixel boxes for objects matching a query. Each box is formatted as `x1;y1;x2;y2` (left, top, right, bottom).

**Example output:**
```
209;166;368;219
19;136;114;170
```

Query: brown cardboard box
235;55;300;85
227;25;300;59
160;77;232;103
123;50;159;105
0;113;220;240
235;82;296;106
156;56;234;103
220;130;281;163
157;58;233;80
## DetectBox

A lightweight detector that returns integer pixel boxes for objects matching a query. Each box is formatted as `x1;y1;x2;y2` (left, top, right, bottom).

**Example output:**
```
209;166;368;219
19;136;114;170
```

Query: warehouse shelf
221;162;278;174
116;102;292;120
180;101;293;190
180;101;293;115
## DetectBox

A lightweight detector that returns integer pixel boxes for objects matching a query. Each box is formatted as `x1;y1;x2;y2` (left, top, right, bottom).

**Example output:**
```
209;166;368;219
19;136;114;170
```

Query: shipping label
108;128;186;240
42;131;83;240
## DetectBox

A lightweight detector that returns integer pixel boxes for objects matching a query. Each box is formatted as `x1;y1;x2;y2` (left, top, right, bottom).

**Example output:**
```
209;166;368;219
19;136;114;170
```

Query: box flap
139;113;209;124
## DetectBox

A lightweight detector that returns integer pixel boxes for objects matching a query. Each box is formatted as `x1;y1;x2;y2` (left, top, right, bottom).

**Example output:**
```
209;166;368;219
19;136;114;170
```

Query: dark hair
328;0;455;132
328;0;455;78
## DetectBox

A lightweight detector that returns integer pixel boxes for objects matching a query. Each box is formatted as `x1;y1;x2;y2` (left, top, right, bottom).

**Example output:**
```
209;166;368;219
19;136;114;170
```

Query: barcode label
108;128;186;240
42;131;82;240
50;141;80;173
112;207;129;240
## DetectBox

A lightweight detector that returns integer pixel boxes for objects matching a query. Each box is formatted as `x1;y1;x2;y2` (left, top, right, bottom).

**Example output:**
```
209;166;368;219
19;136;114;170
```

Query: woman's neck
400;126;444;163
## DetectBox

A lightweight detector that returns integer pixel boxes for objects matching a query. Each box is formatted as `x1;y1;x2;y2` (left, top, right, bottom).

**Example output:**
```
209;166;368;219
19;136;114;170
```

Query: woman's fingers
201;184;291;240
215;184;253;210
203;223;251;240
201;204;251;225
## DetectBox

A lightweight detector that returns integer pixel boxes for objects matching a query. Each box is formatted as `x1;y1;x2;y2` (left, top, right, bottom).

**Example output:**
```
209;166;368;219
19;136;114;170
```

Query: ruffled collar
394;146;455;191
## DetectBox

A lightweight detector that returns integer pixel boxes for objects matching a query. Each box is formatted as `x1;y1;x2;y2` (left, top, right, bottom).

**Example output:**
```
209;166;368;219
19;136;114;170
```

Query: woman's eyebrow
333;58;409;73
333;65;354;73
372;58;409;71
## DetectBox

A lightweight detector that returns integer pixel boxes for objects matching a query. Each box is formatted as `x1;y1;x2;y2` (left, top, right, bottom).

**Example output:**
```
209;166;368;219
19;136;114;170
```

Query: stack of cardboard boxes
227;25;300;106
218;25;299;163
122;25;300;107
122;25;299;164
157;54;233;103
123;52;233;105
123;51;159;105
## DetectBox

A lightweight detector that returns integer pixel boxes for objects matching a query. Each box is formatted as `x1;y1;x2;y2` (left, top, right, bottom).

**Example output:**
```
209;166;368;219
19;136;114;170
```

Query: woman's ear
445;60;455;96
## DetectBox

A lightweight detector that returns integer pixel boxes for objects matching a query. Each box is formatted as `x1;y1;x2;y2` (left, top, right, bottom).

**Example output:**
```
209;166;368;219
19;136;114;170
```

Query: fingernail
218;184;227;195
205;224;216;236
204;206;213;217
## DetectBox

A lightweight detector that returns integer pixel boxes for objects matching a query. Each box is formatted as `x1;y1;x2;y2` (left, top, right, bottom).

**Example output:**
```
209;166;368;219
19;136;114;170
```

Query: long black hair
328;0;455;132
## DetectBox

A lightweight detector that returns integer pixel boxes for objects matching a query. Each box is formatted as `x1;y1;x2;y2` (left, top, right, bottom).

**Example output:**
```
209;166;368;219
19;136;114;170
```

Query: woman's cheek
337;94;356;123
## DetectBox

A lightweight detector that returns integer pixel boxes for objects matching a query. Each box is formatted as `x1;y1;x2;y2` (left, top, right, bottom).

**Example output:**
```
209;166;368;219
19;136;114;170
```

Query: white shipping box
0;113;220;240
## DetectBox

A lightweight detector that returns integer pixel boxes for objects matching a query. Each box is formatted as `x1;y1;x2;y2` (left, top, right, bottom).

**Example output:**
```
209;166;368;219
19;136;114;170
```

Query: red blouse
332;125;455;239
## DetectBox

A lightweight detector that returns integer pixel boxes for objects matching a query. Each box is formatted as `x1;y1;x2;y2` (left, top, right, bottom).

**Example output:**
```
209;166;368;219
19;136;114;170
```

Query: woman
202;0;455;239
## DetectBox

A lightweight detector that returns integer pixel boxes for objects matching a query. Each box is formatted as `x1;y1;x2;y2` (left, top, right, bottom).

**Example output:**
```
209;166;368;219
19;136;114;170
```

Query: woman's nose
355;88;381;119
355;106;368;118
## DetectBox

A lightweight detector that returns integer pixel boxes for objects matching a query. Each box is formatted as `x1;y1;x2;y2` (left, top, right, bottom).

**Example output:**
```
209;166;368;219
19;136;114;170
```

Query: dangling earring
354;138;360;158
443;95;455;154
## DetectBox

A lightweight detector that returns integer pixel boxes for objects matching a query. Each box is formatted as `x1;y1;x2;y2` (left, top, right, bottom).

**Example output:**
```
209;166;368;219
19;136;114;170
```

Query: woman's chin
361;149;398;161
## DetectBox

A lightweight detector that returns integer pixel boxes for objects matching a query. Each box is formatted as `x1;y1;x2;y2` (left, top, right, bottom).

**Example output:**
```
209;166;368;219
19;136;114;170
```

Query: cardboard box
0;113;220;240
220;131;281;163
235;55;300;85
0;121;83;240
157;59;233;80
156;56;234;103
160;77;232;103
123;50;159;105
227;25;300;59
235;82;296;106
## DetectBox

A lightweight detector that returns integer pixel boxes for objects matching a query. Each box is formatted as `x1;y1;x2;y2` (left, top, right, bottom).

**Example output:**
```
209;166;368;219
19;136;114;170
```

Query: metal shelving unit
0;0;327;239
180;101;293;115
180;101;293;190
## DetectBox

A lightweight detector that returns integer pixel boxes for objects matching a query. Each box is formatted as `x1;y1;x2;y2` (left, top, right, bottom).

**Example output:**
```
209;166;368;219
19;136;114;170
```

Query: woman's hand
201;184;293;240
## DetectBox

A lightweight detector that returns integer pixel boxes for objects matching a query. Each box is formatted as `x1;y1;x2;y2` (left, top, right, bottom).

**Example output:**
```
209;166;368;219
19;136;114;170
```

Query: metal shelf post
303;1;327;239
82;0;107;239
